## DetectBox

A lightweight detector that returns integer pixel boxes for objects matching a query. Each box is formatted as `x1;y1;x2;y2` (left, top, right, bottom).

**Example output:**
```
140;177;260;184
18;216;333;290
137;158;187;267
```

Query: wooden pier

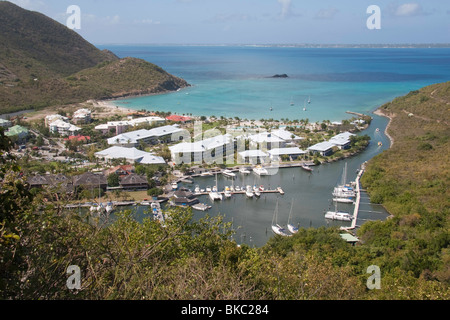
342;162;365;231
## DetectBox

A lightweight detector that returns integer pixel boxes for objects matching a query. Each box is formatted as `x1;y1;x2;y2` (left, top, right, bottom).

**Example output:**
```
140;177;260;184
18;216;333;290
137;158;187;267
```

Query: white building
107;125;185;147
247;132;286;150
169;134;234;165
237;150;269;165
95;116;166;135
271;129;303;144
329;132;355;150
95;146;166;165
72;108;92;124
267;147;306;161
45;114;69;127
49;119;81;136
308;141;335;156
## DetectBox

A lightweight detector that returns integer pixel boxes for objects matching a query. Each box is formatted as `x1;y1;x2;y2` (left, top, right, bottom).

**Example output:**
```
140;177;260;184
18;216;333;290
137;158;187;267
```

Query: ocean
96;45;450;246
98;45;450;122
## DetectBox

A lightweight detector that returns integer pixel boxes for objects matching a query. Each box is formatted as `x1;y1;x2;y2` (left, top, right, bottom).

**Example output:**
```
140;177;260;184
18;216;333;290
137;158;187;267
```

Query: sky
5;0;450;45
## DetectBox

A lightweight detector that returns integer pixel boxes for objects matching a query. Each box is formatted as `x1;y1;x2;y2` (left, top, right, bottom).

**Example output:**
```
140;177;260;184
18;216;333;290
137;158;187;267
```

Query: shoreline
373;108;394;148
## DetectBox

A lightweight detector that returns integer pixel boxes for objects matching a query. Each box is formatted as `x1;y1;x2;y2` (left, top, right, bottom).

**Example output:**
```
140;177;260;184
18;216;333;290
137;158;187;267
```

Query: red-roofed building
64;135;91;142
166;115;192;123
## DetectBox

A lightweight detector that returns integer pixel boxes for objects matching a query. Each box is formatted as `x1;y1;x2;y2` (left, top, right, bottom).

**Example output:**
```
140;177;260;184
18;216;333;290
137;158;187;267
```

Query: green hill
363;81;450;215
0;1;189;114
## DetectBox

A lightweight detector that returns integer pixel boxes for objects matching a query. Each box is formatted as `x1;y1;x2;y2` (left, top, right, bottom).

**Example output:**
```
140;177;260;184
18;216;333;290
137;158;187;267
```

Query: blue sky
6;0;450;44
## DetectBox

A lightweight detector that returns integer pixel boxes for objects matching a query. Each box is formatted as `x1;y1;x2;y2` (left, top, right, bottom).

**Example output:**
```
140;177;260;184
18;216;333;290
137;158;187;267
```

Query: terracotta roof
166;115;192;122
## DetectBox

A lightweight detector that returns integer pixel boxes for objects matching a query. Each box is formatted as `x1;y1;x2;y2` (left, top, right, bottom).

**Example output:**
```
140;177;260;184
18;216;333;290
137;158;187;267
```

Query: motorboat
333;197;354;204
194;185;201;194
253;166;268;176
239;167;251;174
245;185;254;198
222;169;236;178
209;191;223;201
301;164;313;172
171;182;178;190
325;211;353;222
224;188;232;198
151;202;165;225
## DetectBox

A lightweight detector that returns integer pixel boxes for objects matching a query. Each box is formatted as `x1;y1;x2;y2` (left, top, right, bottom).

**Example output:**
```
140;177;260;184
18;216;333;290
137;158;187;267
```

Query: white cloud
390;3;428;17
206;13;254;24
277;0;292;19
315;7;339;20
134;19;161;25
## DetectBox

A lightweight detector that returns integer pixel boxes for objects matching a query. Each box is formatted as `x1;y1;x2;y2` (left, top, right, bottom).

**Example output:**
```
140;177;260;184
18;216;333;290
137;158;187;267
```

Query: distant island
270;74;289;78
0;2;189;115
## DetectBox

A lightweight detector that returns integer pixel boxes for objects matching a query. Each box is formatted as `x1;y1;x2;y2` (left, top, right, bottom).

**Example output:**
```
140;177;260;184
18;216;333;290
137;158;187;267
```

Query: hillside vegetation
360;81;450;285
363;82;450;214
0;1;189;114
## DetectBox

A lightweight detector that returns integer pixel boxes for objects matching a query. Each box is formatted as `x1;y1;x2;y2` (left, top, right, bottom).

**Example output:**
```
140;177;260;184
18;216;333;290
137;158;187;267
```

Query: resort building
95;116;166;135
308;141;335;157
95;146;166;165
72;108;92;124
0;118;12;129
247;132;286;150
237;150;269;165
329;132;355;150
118;174;149;191
45;114;69;127
267;147;306;161
5;125;29;142
73;172;107;192
27;173;74;193
166;115;192;123
103;165;135;177
107;125;185;147
49;119;81;136
172;188;200;206
271;129;304;144
169;134;234;165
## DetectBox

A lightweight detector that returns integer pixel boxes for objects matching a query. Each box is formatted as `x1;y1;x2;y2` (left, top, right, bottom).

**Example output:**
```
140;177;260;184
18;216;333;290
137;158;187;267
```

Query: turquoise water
99;45;450;122
96;45;450;246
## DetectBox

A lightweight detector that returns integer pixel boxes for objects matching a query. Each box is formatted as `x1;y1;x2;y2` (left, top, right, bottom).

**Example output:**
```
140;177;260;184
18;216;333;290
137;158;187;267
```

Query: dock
342;162;365;231
346;111;367;117
193;189;284;197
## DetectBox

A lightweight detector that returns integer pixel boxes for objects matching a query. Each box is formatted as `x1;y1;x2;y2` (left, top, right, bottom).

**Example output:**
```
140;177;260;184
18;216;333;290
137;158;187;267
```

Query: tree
107;173;120;187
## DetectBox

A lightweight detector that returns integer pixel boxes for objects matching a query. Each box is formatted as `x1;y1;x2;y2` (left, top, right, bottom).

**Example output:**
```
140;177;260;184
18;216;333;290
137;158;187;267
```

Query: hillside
0;1;189;114
363;81;450;214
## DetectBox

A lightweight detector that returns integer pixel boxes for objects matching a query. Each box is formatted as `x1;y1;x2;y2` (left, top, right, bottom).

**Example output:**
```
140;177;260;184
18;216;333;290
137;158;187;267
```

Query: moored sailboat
272;200;290;237
287;200;299;234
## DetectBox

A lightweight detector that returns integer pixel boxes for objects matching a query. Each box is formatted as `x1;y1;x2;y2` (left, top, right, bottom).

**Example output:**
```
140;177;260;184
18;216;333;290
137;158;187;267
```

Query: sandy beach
91;100;137;119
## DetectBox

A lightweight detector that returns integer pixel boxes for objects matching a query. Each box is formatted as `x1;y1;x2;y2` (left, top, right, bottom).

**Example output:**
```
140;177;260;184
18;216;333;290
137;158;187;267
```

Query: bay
98;45;450;122
96;45;450;246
